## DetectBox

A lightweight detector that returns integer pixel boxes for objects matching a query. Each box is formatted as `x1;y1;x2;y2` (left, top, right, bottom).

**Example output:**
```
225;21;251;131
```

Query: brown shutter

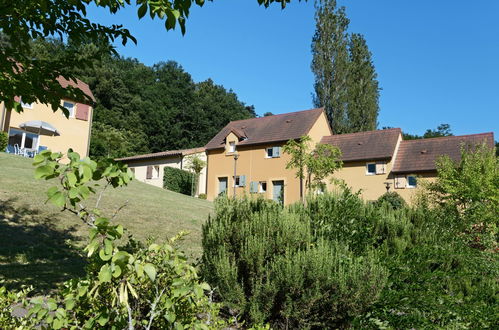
75;103;89;121
146;166;153;179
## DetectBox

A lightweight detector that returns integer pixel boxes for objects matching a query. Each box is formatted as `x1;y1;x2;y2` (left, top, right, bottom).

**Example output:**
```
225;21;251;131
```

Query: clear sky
87;0;499;138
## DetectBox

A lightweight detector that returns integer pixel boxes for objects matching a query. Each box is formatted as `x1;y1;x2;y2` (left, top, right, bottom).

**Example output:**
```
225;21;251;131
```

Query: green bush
0;131;7;152
163;167;197;196
376;191;407;210
198;193;207;200
201;196;387;328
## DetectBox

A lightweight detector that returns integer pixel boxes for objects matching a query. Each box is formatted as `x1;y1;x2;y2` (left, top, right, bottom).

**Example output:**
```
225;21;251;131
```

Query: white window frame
228;141;236;153
406;175;417;188
63;101;75;118
234;175;241;187
259;181;267;193
366;162;376;175
265;146;281;159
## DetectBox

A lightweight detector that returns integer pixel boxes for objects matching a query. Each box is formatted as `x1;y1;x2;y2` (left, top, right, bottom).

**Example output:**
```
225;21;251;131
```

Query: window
366;163;376;175
63;101;75;118
20;97;33;109
233;175;246;187
153;165;160;179
228;141;236;153
407;175;417;188
266;146;281;158
259;181;267;193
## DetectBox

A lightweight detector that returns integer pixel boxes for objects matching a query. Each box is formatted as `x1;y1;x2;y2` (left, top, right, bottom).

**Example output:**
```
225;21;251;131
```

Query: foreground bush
375;191;406;210
0;151;222;329
202;197;387;328
0;131;7;151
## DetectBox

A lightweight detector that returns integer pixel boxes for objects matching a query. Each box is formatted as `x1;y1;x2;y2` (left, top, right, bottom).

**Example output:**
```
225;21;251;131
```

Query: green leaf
48;191;65;208
137;3;147;18
144;263;156;282
99;248;112;261
47;298;57;311
35;165;53;179
78;185;90;199
112;264;122;278
135;263;144;278
32;154;45;165
67;172;77;186
98;264;112;283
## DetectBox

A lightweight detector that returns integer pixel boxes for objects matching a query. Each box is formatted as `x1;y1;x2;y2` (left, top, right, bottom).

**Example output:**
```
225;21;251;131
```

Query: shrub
202;196;387;328
163;167;197;196
198;193;207;199
0;131;7;152
0;150;223;329
376;191;406;210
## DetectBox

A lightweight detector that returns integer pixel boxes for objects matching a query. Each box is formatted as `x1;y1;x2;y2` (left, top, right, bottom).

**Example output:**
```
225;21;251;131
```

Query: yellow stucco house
1;77;95;157
117;147;207;196
204;108;331;204
204;107;494;205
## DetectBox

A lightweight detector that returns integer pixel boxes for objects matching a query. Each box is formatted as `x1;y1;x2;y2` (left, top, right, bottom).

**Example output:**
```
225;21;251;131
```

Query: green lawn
0;153;213;293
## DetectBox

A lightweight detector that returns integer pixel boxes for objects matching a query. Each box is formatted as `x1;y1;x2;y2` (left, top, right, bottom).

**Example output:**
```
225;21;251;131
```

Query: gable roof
205;108;325;150
56;76;96;104
116;147;205;162
320;128;402;162
392;132;495;173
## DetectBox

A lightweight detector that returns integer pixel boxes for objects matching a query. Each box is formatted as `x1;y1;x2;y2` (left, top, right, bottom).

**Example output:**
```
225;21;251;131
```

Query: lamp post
384;181;392;192
233;152;239;197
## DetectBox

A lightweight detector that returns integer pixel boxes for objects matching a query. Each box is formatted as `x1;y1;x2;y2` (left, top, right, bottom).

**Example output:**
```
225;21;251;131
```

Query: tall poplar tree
346;33;380;132
311;0;380;134
311;0;350;134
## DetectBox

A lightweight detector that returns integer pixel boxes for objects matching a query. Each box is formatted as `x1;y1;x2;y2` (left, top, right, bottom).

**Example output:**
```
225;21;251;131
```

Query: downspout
85;104;94;157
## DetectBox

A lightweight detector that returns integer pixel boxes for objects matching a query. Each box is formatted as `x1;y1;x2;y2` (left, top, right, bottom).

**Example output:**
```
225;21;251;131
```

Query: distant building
1;77;95;157
117;147;207;196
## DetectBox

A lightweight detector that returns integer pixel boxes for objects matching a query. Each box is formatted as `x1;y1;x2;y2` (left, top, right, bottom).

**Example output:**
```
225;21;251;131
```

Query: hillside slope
0;153;212;291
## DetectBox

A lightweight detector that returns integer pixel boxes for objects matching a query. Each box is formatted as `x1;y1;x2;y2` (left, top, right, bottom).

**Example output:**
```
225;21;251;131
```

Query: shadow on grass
0;198;86;293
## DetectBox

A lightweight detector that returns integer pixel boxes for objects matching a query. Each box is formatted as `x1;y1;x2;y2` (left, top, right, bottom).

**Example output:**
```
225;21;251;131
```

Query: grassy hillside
0;153;212;292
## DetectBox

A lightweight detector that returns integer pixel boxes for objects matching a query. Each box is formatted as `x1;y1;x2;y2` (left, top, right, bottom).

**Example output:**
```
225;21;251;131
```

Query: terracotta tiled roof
116;147;205;162
56;76;96;104
320;128;402;162
205;108;325;150
392;133;495;173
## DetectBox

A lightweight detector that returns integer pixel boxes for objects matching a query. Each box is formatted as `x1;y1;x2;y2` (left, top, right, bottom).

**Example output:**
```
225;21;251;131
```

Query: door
218;177;228;196
272;180;284;204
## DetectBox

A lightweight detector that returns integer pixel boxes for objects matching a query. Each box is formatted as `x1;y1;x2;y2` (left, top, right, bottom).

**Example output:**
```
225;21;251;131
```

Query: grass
0;152;213;292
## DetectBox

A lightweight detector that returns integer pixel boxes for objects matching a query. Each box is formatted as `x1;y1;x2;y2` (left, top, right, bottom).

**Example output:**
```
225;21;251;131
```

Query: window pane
63;101;74;117
408;176;417;187
267;148;273;157
367;163;376;174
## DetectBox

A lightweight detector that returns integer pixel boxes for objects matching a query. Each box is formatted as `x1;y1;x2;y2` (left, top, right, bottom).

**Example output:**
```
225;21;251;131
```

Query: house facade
117;147;207;196
1;77;95;157
204;108;332;204
204;107;494;205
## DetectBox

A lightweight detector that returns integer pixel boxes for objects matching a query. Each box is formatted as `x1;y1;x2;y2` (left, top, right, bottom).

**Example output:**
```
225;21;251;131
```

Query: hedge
163;167;197;196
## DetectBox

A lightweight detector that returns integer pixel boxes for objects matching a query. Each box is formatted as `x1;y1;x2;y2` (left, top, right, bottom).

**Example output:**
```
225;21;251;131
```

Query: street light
233;152;239;197
384;181;392;192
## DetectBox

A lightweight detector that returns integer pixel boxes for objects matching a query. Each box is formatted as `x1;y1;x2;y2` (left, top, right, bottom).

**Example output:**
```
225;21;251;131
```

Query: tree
311;0;380;134
311;0;350;134
263;112;274;117
283;135;342;201
0;0;297;115
184;154;206;197
346;33;380;132
402;123;453;140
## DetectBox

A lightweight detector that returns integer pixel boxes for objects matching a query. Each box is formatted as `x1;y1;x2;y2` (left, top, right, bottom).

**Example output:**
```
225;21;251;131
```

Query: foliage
0;284;37;328
283;135;342;200
89;122;148;159
164;166;197;196
201;196;388;328
0;0;293;115
198;193;207;200
402;123;453;140
0;131;7;151
0;150;223;329
185;154;207;196
424;143;498;251
312;0;380;133
376;191;407;210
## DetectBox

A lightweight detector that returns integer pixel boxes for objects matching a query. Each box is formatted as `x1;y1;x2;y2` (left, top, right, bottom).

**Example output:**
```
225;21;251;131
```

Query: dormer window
229;141;236;153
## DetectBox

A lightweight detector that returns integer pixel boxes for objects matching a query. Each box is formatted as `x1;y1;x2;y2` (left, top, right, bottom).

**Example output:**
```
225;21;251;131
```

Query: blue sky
87;0;498;138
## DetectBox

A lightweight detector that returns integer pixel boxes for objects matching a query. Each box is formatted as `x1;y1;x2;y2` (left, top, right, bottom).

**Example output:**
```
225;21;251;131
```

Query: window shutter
146;166;153;179
75;103;90;121
395;176;406;189
239;175;246;187
273;146;281;157
375;161;386;174
250;181;258;193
